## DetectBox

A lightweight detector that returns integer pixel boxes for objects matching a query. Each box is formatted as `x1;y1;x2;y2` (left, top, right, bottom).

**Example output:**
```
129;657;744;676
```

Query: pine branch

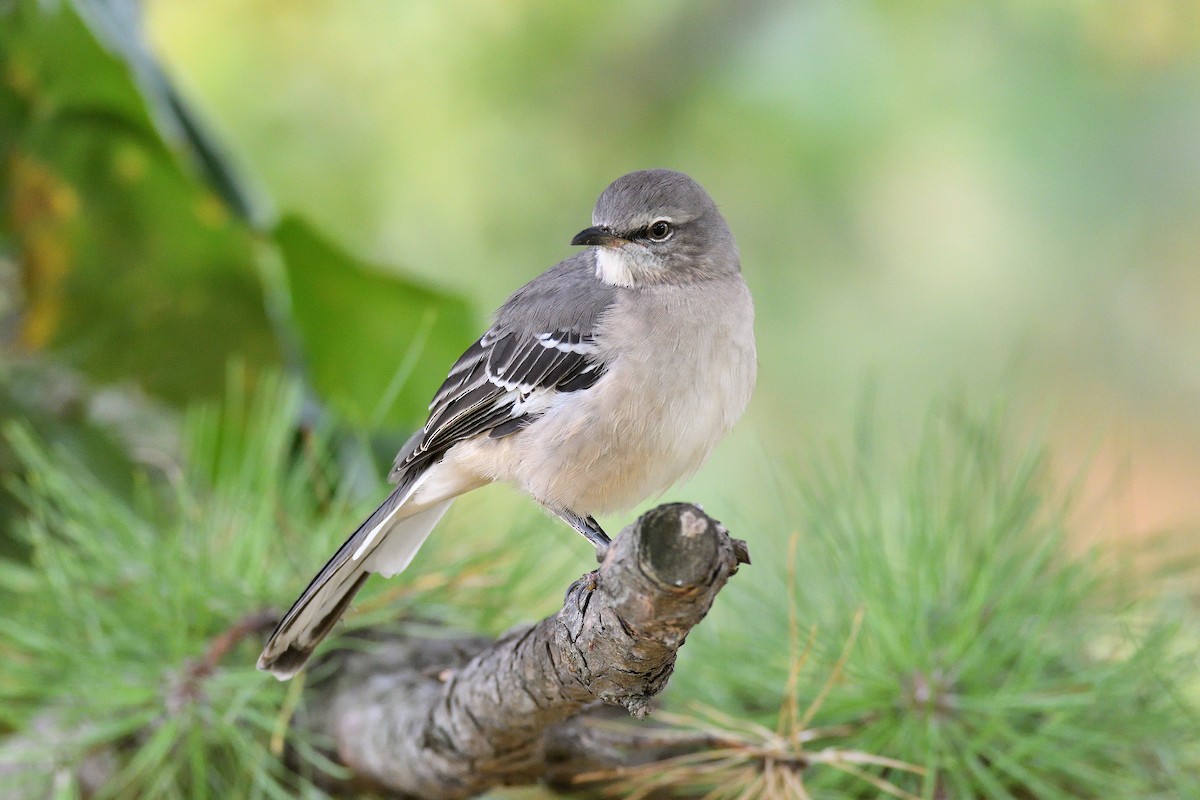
295;502;750;799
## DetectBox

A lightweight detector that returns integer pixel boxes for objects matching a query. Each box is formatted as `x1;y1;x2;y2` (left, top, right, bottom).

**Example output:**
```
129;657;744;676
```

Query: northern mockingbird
258;169;756;678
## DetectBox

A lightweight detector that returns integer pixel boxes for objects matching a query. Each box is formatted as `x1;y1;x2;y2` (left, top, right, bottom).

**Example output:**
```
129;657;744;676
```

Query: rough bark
299;502;749;799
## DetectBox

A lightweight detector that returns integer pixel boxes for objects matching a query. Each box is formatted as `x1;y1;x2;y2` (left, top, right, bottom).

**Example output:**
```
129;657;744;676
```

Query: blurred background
148;0;1200;546
4;0;1200;559
3;2;1200;795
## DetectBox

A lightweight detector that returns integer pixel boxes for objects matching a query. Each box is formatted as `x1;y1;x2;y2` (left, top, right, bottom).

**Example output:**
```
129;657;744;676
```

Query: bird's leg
548;506;611;558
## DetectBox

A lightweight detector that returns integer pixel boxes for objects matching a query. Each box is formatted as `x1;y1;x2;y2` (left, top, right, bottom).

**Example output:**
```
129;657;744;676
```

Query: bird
258;169;756;679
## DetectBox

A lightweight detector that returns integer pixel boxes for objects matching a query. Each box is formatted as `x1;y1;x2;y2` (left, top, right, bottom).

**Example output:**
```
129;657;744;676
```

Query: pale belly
518;360;746;513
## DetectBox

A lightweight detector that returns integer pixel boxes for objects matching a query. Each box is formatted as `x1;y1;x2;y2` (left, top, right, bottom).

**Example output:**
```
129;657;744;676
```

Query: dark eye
647;220;673;241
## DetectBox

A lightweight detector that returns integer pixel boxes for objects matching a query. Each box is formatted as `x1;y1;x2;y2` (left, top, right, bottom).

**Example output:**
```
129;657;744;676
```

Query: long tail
257;489;451;680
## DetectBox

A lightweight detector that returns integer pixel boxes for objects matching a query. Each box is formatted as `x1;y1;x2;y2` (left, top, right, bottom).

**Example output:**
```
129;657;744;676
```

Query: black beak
570;225;624;248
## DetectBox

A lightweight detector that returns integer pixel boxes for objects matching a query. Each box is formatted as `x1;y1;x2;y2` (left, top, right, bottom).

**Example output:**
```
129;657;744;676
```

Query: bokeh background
3;2;1200;796
139;0;1200;547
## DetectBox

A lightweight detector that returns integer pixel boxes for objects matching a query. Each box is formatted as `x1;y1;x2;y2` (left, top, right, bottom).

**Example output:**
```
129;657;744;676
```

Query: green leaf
68;0;263;220
1;0;280;403
272;214;476;429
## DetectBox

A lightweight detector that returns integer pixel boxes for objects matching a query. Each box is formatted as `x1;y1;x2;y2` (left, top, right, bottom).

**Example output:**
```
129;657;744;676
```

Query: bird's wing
388;326;608;485
263;326;609;677
260;324;611;677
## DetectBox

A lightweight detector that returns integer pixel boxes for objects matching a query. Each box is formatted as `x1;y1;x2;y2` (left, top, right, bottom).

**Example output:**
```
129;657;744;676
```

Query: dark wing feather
388;328;607;483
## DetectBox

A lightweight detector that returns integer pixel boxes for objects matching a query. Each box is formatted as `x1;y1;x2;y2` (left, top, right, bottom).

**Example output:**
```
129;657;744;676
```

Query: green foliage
0;374;332;798
0;363;139;560
0;0;476;420
672;411;1200;798
1;0;279;403
2;2;1198;798
273;215;477;430
0;370;582;797
1;374;1195;798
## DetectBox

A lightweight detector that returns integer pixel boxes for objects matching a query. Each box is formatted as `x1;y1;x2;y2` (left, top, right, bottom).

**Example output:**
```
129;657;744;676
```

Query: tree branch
298;502;749;799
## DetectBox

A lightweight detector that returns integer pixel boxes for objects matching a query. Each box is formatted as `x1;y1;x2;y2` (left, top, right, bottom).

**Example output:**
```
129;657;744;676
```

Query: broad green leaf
1;0;280;403
273;215;476;430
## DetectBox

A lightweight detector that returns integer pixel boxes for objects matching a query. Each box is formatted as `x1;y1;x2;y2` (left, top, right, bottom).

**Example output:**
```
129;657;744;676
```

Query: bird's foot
549;507;611;561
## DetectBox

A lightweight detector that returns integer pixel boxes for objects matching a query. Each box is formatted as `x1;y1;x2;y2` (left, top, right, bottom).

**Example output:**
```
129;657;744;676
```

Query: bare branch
297;502;748;799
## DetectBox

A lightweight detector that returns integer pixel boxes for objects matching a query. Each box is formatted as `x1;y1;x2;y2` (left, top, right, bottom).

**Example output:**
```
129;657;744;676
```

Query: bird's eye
647;220;673;241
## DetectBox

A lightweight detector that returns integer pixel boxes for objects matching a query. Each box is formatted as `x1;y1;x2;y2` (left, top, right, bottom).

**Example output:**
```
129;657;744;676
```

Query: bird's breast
507;277;756;514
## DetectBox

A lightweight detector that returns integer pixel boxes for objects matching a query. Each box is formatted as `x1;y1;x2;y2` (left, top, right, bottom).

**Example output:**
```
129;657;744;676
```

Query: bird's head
571;169;739;288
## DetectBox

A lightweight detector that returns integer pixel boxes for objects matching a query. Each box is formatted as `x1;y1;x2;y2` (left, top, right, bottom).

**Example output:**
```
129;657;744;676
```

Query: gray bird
258;169;756;678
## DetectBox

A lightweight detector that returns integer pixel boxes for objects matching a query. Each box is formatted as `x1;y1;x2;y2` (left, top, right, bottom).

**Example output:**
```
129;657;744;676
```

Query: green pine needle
668;408;1200;799
1;377;1196;799
0;369;588;798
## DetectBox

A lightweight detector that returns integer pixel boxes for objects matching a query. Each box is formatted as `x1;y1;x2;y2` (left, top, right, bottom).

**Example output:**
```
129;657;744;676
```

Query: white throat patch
595;247;637;287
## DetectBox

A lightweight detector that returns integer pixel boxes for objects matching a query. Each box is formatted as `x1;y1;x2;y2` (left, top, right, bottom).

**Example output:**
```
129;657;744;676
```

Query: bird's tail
257;491;451;680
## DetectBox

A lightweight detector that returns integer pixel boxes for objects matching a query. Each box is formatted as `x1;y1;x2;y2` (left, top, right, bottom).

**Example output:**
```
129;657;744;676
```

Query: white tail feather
363;500;452;577
257;498;454;680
